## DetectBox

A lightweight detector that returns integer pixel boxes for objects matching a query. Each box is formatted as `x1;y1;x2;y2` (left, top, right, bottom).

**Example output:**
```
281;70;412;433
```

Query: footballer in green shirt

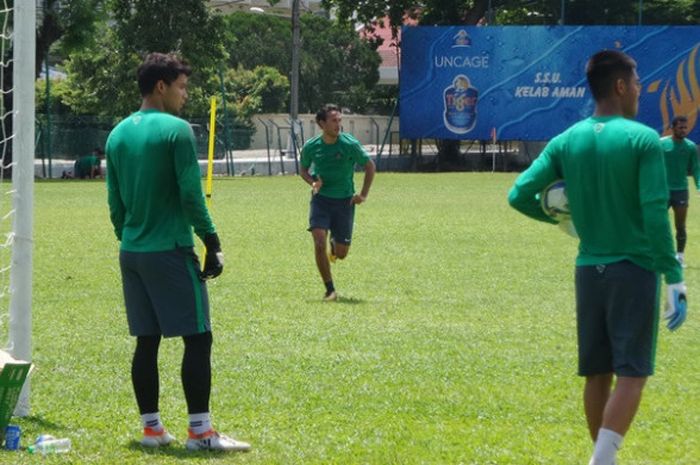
300;104;376;301
661;115;700;267
509;50;687;465
106;52;249;452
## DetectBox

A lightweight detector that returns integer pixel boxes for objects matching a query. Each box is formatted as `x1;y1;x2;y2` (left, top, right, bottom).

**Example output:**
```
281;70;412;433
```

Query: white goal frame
8;0;35;416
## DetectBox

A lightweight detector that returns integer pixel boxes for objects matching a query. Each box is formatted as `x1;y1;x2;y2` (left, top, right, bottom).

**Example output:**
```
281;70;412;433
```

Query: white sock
589;428;623;465
188;412;212;435
141;412;164;432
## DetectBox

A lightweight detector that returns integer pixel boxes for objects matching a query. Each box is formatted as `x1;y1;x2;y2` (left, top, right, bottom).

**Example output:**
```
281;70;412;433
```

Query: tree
223;12;290;74
221;11;380;113
298;14;380;113
60;0;227;118
2;1;105;172
36;0;106;80
219;65;290;124
110;0;226;74
497;0;698;25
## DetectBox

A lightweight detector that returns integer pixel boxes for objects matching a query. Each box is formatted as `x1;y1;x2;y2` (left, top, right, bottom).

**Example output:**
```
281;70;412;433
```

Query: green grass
2;173;699;464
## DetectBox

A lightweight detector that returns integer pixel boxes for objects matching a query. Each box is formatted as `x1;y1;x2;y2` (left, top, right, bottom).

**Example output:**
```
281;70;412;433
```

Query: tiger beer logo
647;44;699;136
443;75;478;134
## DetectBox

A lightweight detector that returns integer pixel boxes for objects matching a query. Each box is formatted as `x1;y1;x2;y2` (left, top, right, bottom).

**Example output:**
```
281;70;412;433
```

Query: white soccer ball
541;179;570;218
541;180;578;238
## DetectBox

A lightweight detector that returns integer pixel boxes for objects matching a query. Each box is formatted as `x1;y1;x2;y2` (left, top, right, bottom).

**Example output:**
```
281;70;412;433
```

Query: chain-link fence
35;114;255;162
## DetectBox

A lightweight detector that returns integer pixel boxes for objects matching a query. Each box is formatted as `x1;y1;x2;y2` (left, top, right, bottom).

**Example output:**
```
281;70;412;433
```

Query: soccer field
6;173;699;464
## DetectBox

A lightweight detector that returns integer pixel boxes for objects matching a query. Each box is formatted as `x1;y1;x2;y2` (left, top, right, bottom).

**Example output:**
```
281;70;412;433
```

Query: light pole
560;0;565;25
289;0;301;163
290;0;300;122
249;1;302;162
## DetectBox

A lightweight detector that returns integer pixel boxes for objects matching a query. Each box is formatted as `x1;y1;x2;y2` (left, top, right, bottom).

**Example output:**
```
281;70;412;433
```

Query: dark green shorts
575;260;660;377
669;189;689;207
308;194;355;245
120;247;210;337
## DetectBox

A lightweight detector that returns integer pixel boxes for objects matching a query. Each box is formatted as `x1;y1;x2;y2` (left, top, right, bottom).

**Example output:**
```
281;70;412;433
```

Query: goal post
8;0;36;416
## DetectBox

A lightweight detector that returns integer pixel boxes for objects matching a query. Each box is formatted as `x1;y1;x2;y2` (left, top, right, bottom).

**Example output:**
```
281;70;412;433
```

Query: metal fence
35;114;255;161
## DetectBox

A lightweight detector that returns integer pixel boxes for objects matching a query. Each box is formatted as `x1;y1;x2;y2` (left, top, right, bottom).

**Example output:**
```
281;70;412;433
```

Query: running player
300;104;376;301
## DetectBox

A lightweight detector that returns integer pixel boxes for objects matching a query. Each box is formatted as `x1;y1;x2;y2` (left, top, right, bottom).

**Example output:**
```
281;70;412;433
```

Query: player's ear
614;76;632;97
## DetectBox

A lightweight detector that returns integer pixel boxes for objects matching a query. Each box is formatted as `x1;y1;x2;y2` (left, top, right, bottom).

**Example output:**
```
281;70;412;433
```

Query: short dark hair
137;52;191;96
672;115;688;127
585;50;637;101
315;104;340;124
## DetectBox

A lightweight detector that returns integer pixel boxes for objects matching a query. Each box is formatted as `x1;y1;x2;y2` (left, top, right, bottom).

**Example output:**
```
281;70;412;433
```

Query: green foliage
60;32;142;117
223;66;290;119
35;78;68;115
36;0;108;73
497;0;699;25
298;15;380;112
41;0;107;52
223;12;291;73
323;0;698;30
109;0;226;72
9;174;700;464
221;11;381;113
57;1;228;119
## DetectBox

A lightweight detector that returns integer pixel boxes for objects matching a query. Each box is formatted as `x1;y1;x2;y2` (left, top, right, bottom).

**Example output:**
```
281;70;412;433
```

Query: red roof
360;16;418;69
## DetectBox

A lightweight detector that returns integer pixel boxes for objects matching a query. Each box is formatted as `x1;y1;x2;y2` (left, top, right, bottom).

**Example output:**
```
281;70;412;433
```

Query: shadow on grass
18;415;66;432
127;440;250;459
303;296;367;305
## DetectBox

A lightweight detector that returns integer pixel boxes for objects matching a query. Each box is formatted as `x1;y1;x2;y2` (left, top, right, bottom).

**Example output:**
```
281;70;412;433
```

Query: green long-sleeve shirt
106;109;214;252
508;115;682;284
661;136;700;191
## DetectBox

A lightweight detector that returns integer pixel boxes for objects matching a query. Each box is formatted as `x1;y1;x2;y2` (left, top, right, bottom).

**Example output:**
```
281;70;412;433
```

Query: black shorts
575;260;660;377
120;247;210;337
668;189;689;208
308;194;355;245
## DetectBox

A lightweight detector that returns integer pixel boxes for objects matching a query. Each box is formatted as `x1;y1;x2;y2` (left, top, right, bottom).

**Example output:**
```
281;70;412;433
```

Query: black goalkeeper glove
202;232;224;280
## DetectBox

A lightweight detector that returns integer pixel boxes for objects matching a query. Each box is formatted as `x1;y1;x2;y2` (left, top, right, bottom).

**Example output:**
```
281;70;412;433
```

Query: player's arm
105;144;125;240
690;143;700;191
352;159;375;205
638;135;682;284
640;135;687;330
173;124;223;279
173;123;215;239
508;141;560;224
299;144;321;192
300;165;320;191
350;140;375;205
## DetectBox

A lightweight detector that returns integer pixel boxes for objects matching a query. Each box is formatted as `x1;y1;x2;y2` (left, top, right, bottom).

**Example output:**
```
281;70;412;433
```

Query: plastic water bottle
27;436;71;454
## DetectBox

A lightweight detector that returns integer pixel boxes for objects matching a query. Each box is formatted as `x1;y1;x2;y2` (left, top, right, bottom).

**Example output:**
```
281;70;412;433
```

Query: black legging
132;331;213;415
676;227;687;253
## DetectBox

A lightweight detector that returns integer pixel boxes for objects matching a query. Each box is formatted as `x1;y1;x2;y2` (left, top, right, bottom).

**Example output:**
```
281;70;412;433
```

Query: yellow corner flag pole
205;96;217;208
202;97;217;267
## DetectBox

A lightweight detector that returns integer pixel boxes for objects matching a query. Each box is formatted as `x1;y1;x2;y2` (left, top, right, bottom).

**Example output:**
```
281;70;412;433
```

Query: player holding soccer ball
106;53;250;452
300;104;376;301
508;50;687;465
661;115;700;267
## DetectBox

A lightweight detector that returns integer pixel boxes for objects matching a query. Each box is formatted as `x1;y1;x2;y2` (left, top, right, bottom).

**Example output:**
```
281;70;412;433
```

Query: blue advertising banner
400;26;700;141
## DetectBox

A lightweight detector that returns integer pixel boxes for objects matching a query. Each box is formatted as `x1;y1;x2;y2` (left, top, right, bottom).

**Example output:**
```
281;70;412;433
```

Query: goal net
1;0;35;416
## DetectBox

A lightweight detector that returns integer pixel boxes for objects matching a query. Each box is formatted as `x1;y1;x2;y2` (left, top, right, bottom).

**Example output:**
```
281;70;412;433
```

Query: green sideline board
0;362;31;442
